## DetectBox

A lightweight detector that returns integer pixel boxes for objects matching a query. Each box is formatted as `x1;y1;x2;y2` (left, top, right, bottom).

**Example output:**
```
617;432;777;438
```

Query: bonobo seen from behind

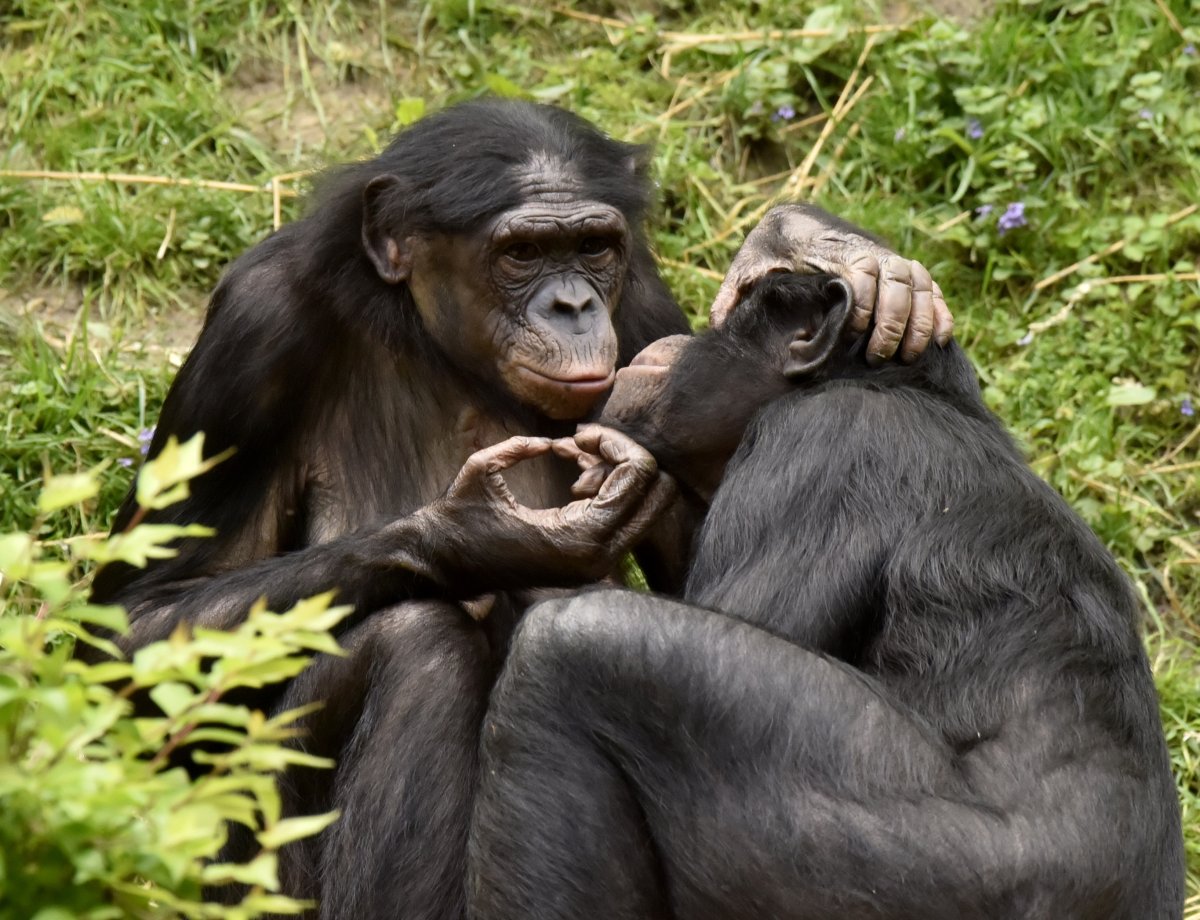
467;272;1184;919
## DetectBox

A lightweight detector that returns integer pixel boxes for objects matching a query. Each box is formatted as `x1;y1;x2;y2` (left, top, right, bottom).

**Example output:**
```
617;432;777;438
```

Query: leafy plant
0;434;348;918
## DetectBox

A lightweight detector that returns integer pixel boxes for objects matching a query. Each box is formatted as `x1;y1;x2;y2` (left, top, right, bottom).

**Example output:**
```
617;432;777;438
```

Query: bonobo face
601;273;852;498
363;157;630;421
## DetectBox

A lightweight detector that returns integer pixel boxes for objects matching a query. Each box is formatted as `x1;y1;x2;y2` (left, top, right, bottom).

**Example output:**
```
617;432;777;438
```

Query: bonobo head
600;272;853;498
350;99;655;421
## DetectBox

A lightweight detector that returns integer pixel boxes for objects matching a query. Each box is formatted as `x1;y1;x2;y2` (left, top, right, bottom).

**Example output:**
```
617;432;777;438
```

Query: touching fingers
473;436;554;473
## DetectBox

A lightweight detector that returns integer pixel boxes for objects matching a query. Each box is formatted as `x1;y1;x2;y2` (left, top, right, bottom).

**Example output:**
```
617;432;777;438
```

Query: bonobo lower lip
516;366;615;396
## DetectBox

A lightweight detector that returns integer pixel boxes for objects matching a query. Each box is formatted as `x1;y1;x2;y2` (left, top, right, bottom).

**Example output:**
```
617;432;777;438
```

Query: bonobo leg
468;592;1136;920
221;601;492;920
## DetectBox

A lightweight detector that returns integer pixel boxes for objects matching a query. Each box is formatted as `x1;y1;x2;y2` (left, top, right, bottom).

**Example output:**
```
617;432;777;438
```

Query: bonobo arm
711;204;954;364
89;431;672;660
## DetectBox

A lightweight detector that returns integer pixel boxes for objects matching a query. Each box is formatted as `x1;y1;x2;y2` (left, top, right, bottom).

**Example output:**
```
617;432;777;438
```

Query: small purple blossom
771;104;796;122
1016;332;1033;347
966;118;983;140
975;203;994;219
138;426;155;456
1183;396;1195;417
997;201;1027;234
1138;107;1153;120
118;457;134;468
1184;43;1196;56
894;126;906;142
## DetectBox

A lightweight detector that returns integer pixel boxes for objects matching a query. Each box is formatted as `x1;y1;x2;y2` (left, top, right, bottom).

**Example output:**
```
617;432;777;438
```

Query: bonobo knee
347;601;489;681
503;591;628;690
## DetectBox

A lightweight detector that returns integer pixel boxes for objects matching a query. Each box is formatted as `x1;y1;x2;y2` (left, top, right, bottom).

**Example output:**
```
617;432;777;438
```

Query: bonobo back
672;274;1182;914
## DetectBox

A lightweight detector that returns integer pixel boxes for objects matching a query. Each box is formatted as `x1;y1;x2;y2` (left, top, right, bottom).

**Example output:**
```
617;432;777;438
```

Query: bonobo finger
572;424;651;467
607;473;678;553
571;465;611;499
844;252;881;337
454;437;553;507
572;427;659;515
469;436;554;474
899;261;935;364
866;258;913;366
931;281;955;346
710;255;791;327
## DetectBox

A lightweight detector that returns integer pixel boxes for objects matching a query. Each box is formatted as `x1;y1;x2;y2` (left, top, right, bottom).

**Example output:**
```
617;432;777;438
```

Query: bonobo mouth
515;366;615;396
514;366;616;420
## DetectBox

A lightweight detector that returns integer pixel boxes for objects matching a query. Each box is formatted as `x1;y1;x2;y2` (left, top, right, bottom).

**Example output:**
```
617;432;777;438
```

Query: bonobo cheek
597;334;690;438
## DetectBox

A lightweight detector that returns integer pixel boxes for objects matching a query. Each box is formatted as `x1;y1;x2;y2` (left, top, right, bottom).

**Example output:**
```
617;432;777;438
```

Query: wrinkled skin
365;179;631;421
712;203;953;363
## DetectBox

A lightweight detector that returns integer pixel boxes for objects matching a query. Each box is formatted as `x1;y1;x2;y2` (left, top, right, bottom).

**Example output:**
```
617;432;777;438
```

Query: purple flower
975;203;994;219
1138;108;1153;120
1016;332;1033;347
1184;43;1196;56
1183;396;1195;417
997;201;1027;234
118;457;134;468
138;426;155;456
771;104;796;122
894;127;906;142
966;118;983;139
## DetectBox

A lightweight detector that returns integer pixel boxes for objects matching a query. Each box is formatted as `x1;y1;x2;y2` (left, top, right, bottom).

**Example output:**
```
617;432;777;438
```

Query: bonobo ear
362;174;413;285
783;277;853;378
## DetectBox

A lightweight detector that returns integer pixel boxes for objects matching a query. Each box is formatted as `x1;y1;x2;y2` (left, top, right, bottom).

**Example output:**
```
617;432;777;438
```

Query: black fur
467;273;1184;920
85;99;689;919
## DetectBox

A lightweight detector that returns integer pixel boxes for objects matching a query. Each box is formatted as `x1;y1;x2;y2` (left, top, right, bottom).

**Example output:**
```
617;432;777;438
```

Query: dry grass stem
156;207;176;261
1152;420;1200;470
934;210;973;233
0;169;300;198
810;120;861;197
1155;0;1184;33
1034;203;1198;291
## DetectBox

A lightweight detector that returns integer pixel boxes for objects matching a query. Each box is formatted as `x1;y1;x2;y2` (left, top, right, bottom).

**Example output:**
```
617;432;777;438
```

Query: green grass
2;0;1198;909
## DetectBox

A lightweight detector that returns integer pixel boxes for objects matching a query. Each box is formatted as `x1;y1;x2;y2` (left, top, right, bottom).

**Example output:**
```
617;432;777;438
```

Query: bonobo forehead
489;153;630;240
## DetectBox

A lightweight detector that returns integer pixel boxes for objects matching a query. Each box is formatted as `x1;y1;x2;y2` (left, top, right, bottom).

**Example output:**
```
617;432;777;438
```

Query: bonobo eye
579;236;614;258
502;241;541;263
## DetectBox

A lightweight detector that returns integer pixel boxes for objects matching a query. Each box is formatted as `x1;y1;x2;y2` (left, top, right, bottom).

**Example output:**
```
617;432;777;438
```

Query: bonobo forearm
102;515;463;659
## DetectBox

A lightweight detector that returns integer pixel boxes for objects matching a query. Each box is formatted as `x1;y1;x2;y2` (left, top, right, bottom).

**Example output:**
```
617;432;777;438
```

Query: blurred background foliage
1;0;1198;911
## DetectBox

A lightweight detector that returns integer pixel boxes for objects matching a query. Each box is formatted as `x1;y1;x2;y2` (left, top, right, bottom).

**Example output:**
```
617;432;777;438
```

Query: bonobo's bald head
600;272;853;498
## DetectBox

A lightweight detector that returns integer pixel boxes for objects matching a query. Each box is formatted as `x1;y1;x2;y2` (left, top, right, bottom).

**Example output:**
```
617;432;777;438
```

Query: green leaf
483;74;525;98
394;96;426;126
135;433;234;511
149;681;198;718
38;471;101;513
1106;383;1157;406
256;811;341;849
0;533;36;580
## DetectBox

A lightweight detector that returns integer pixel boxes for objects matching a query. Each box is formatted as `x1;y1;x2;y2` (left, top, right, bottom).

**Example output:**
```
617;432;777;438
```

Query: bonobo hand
711;204;954;364
423;430;675;591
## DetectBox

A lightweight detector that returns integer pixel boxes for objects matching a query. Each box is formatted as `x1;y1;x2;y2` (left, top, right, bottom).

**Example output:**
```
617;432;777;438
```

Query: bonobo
84;99;951;918
468;272;1184;919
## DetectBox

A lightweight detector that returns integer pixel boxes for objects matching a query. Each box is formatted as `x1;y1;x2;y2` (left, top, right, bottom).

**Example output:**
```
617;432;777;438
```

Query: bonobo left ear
783;277;853;378
362;174;413;285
